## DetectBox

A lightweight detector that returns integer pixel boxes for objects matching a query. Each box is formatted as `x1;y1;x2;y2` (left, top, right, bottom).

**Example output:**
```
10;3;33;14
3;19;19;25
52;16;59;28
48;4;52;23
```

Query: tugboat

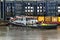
10;17;26;26
9;16;38;27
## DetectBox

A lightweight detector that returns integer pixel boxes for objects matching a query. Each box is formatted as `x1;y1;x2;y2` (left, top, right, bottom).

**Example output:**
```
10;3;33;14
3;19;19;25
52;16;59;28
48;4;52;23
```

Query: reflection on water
0;26;59;40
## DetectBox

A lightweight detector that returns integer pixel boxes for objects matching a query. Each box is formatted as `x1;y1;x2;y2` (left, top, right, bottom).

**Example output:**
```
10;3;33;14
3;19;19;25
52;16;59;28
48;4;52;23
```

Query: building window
28;6;30;9
31;10;33;12
25;7;27;9
37;10;39;12
40;4;42;6
40;10;42;12
28;10;30;12
58;10;60;12
58;6;60;9
28;3;30;5
25;10;27;12
37;7;39;9
31;7;33;9
40;6;42;9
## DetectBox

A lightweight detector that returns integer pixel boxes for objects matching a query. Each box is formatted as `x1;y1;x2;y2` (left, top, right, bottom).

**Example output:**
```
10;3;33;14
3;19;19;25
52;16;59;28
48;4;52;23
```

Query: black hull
9;22;58;29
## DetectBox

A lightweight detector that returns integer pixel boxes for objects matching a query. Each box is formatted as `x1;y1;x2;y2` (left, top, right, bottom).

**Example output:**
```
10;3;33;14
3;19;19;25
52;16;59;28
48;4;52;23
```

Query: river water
0;26;60;40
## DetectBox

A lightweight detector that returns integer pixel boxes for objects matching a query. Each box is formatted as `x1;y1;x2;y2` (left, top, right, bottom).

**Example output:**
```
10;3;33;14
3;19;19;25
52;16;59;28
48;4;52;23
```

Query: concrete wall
1;0;60;1
1;0;44;1
0;0;1;19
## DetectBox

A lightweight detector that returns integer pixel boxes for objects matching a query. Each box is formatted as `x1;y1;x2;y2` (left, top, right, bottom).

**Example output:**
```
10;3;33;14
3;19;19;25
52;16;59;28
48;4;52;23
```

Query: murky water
0;26;60;40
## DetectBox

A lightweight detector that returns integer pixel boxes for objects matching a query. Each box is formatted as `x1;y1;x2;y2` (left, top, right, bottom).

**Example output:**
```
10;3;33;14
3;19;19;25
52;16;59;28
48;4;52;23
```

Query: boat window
14;18;23;21
17;18;23;20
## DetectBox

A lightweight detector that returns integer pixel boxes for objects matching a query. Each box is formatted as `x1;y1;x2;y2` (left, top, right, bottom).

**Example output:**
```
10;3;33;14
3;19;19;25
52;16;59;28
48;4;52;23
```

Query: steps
0;20;8;26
